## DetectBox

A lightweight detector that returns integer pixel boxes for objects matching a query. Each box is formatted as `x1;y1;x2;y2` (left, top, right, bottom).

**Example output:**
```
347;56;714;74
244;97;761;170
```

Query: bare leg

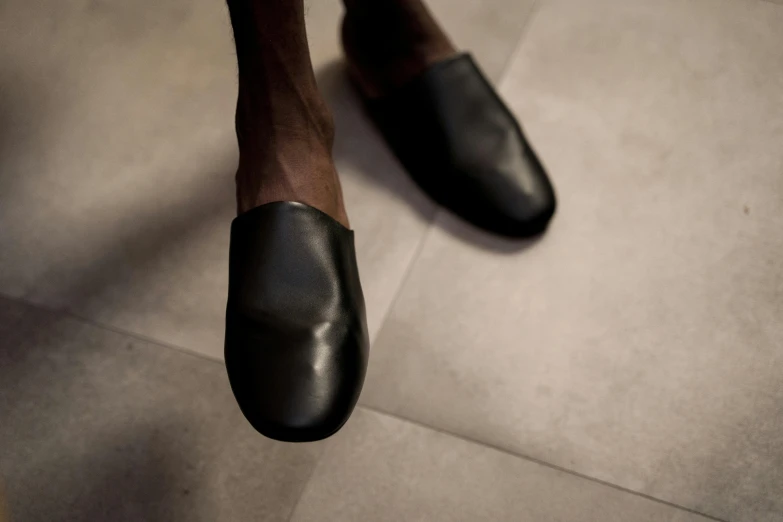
342;0;458;98
227;0;349;227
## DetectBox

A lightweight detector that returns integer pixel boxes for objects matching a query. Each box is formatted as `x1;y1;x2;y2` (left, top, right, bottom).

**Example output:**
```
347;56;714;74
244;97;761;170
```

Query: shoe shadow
315;59;436;224
315;59;542;255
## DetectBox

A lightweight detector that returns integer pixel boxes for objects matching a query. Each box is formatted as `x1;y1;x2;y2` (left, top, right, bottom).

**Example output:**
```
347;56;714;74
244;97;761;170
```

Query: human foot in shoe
224;0;368;443
342;0;557;237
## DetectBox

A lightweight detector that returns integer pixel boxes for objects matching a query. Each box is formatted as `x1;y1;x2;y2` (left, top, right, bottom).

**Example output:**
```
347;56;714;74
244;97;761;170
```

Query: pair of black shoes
225;55;556;442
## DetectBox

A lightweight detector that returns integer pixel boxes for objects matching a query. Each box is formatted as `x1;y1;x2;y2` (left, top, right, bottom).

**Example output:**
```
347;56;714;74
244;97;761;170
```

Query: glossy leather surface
367;54;557;237
224;202;368;442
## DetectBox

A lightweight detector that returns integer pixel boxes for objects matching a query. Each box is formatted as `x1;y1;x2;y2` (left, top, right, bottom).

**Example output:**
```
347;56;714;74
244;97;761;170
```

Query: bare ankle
341;0;456;98
234;107;349;228
226;0;350;227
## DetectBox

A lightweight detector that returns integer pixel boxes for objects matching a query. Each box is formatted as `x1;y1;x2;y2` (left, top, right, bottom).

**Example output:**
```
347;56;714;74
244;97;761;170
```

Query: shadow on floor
0;61;231;520
315;58;543;255
0;309;220;522
41;423;207;522
0;54;539;324
0;58;238;313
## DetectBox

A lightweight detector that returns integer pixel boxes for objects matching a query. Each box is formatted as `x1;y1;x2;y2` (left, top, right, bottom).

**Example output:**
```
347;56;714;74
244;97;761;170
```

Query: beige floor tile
0;0;242;357
363;0;783;520
290;408;713;522
0;299;324;522
0;0;536;359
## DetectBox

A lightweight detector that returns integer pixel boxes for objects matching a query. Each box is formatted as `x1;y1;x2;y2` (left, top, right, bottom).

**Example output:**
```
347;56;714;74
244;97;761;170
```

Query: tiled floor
0;297;325;522
1;0;781;520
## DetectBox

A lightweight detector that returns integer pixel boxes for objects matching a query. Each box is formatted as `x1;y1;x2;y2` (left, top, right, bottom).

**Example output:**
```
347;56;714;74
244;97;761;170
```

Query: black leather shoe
224;202;369;442
364;53;556;238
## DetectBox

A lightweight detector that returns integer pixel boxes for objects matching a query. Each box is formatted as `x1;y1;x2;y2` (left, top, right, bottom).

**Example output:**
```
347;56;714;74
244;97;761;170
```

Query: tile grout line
0;291;225;366
358;405;731;522
0;294;730;521
283;441;331;522
495;0;542;90
367;209;441;344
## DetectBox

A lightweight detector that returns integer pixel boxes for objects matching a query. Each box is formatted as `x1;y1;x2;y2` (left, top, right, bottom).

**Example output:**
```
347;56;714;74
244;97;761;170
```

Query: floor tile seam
367;210;441;345
495;0;542;91
358;404;731;522
0;291;734;522
0;291;223;365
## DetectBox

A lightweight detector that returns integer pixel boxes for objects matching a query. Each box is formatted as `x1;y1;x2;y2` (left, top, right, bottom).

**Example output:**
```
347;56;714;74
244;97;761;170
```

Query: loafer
363;53;557;237
224;201;369;442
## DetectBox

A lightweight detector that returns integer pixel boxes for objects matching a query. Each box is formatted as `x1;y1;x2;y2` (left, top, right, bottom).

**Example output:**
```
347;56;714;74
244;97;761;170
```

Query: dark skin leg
342;0;457;98
227;0;349;226
226;0;456;225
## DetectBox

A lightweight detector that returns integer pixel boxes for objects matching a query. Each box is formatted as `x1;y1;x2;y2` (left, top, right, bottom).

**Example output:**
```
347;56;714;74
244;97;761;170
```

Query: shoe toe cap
225;318;367;443
497;183;557;237
467;166;557;238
